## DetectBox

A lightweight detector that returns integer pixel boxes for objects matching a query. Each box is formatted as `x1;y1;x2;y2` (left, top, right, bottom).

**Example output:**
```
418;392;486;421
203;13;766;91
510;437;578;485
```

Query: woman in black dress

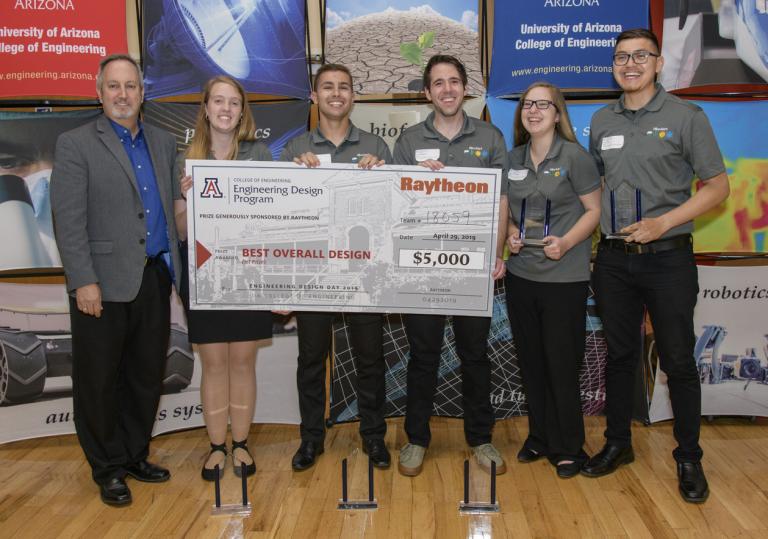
174;75;273;480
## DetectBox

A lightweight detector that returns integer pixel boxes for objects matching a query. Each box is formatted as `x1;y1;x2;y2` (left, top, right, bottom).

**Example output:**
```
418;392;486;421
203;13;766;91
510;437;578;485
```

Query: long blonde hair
185;75;256;160
513;82;577;146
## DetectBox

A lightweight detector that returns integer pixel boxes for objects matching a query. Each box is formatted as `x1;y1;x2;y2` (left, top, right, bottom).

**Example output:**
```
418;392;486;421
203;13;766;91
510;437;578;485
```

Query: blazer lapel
96;115;140;195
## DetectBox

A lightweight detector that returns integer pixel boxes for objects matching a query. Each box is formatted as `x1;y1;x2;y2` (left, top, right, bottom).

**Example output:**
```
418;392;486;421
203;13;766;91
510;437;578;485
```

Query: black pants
70;259;172;484
593;243;702;463
505;273;588;463
404;313;494;447
296;312;385;442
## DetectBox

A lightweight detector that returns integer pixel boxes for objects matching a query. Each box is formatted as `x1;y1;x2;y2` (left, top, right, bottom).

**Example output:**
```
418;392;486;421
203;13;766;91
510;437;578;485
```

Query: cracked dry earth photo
325;4;484;95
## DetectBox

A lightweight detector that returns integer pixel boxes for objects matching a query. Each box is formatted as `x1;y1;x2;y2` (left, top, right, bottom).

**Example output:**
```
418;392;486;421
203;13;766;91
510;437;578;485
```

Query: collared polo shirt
109;119;170;259
279;123;392;164
589;84;726;239
393;112;507;199
505;134;600;283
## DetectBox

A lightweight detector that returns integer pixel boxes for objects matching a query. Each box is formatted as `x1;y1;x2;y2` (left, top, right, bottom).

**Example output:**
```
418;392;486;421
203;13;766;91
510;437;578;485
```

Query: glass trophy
607;181;641;239
519;192;551;247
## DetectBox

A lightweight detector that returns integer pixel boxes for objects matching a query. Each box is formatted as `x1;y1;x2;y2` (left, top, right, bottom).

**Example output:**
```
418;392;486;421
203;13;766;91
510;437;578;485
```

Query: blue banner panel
142;0;309;99
488;0;649;96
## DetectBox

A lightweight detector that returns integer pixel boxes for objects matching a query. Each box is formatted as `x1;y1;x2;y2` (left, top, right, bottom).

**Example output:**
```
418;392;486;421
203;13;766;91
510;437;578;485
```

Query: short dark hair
313;63;353;91
422;54;468;90
615;28;660;54
96;54;143;92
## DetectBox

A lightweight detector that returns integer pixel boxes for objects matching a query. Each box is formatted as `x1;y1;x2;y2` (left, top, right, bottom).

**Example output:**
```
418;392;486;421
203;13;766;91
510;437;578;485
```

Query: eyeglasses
521;99;556;110
612;50;660;66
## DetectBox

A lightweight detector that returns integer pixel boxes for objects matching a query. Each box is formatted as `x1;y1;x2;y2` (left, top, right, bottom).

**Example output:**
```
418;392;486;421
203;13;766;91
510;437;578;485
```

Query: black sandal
232;439;256;477
201;442;227;481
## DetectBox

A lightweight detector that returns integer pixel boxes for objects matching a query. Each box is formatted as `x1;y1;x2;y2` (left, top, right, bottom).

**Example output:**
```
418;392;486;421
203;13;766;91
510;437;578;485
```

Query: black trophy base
523;238;548;248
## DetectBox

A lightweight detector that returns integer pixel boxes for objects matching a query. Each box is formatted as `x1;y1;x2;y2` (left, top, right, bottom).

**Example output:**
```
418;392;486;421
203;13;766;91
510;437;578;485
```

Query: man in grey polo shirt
582;29;729;503
393;54;509;477
280;63;392;471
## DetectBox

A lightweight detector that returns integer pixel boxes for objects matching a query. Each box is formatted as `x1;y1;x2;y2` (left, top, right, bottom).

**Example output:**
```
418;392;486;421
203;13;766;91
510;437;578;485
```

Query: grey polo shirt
589;84;726;239
279;123;392;164
393;111;507;199
505;135;600;283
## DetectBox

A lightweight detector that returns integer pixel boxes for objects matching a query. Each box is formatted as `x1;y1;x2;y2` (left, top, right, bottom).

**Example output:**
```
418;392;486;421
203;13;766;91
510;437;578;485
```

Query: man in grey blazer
51;54;181;506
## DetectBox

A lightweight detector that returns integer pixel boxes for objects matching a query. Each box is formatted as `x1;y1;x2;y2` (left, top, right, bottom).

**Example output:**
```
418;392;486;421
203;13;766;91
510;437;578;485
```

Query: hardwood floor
1;416;767;538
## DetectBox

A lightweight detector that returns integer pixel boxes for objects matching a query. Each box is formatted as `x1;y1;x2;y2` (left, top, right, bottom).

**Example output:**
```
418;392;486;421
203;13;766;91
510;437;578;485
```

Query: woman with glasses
174;75;273;481
504;82;601;478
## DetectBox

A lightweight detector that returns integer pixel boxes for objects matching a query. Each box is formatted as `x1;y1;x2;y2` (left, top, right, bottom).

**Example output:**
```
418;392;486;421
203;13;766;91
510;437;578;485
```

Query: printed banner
325;0;483;95
142;0;309;99
186;161;502;316
659;0;768;90
329;284;611;422
487;97;768;253
0;109;100;273
648;265;768;421
0;0;126;98
488;0;649;96
349;97;485;154
142;100;310;160
0;282;300;444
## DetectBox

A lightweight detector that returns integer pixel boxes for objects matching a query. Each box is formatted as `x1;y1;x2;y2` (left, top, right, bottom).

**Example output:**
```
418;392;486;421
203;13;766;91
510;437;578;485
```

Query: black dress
179;141;273;344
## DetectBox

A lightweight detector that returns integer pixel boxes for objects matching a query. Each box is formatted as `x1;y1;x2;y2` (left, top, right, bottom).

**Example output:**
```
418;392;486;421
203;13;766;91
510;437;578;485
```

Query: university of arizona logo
201;177;223;198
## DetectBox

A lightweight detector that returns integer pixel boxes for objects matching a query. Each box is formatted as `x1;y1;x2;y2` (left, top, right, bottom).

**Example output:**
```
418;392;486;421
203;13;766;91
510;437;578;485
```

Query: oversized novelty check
186;160;502;316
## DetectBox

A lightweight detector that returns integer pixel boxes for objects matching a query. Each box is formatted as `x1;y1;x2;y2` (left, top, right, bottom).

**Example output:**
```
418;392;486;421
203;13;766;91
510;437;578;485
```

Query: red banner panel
0;0;127;98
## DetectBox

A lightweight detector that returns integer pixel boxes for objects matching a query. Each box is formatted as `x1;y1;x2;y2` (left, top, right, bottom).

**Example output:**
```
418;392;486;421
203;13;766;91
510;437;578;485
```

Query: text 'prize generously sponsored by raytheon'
186;161;502;316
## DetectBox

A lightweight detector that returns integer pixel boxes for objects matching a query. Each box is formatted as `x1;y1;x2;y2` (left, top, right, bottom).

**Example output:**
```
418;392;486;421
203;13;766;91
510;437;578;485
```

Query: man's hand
417;159;445;171
76;283;103;318
622;216;668;244
506;225;523;255
293;152;322;168
357;154;385;169
542;235;571;260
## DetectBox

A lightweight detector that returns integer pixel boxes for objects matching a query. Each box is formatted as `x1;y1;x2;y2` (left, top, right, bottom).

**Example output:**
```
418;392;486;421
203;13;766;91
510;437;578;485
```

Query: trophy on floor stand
210;463;252;516
458;459;500;515
337;448;378;510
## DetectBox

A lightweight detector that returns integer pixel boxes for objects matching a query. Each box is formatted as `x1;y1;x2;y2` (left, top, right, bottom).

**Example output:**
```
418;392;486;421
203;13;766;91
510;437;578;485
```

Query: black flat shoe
201;442;227;482
100;477;132;506
363;438;391;468
556;461;582;479
517;446;543;463
232;439;256;478
677;462;709;503
292;440;324;471
126;460;170;483
581;444;634;477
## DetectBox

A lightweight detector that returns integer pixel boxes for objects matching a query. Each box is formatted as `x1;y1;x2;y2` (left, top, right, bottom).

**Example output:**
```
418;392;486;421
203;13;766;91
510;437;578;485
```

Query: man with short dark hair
393;54;509;477
280;63;392;471
51;54;181;506
582;29;729;503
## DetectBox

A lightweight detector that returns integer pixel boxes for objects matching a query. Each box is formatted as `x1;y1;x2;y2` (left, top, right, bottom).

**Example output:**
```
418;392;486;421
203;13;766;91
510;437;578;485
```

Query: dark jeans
70;259;172;484
404;314;494;447
505;273;588;463
593;243;703;463
296;312;386;443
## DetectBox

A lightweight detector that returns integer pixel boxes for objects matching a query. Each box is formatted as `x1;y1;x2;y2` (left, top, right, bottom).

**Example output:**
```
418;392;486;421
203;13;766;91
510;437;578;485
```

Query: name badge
507;169;528;181
315;153;332;164
415;148;440;161
601;135;624;150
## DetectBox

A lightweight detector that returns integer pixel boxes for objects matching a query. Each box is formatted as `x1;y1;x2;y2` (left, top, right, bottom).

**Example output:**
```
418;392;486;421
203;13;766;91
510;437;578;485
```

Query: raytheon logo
702;285;768;300
400;176;489;195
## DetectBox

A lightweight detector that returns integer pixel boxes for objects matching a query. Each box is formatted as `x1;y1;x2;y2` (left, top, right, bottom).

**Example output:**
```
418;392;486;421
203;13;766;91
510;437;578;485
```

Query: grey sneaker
472;443;507;475
398;443;426;476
